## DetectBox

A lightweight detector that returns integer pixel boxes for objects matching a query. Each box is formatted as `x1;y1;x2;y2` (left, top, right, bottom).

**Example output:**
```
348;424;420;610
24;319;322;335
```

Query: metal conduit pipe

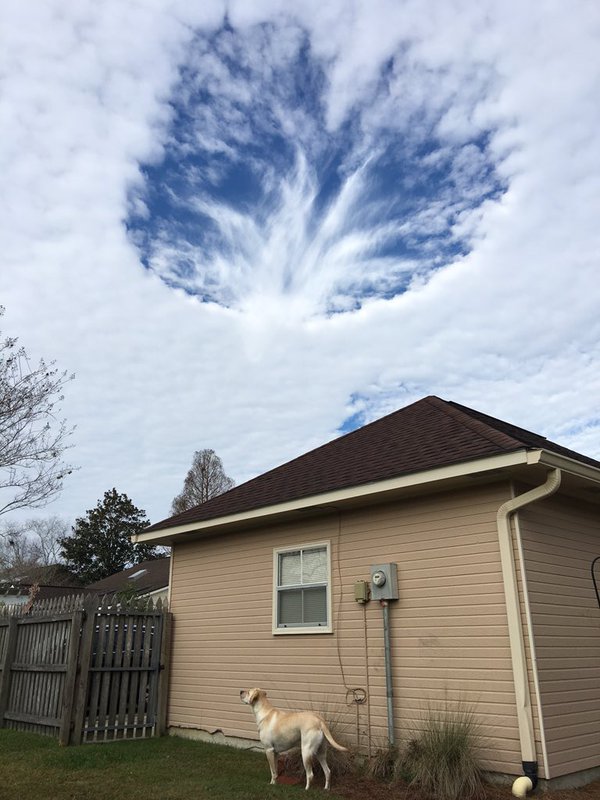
381;600;395;747
496;468;562;797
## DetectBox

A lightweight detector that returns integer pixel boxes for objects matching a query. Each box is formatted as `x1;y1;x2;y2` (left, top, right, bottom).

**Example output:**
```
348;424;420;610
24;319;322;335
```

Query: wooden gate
0;593;171;745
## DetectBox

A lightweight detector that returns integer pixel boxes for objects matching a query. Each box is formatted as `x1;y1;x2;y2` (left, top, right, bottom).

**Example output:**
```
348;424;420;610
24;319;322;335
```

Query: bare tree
0;523;38;579
26;515;67;564
0;307;75;516
171;449;235;515
0;515;70;582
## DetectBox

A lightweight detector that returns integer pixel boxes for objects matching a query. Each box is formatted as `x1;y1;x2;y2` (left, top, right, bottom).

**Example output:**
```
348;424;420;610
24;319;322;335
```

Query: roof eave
537;449;600;484
134;449;537;545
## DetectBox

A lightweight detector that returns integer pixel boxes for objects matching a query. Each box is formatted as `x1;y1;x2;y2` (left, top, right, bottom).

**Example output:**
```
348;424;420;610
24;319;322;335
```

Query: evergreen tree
60;489;157;584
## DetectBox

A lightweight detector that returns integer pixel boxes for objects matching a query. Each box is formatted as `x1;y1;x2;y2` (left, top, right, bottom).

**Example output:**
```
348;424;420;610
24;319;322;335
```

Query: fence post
59;609;84;746
0;616;18;727
156;612;172;736
71;598;97;744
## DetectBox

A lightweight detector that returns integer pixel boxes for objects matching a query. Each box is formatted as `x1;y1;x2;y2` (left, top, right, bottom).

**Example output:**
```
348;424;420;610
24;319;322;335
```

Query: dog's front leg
265;748;278;784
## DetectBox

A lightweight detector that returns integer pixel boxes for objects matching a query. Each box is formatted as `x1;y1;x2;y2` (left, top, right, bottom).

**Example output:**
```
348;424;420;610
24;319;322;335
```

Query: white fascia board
537;449;600;483
134;449;535;545
143;586;169;598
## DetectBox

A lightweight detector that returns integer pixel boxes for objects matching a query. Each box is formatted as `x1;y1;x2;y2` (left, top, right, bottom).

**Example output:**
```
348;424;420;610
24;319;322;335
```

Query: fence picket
125;614;143;739
106;612;123;735
72;600;97;745
59;610;83;745
136;614;153;739
116;609;135;740
157;612;171;737
97;610;116;741
0;617;18;725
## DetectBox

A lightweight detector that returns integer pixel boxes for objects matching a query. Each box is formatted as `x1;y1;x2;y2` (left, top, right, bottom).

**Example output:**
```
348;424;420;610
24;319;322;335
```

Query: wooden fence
0;593;171;745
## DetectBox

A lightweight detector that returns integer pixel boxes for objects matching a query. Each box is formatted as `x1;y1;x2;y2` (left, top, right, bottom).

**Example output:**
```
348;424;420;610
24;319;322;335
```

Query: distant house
87;558;170;602
0;564;84;609
0;582;84;608
135;396;600;789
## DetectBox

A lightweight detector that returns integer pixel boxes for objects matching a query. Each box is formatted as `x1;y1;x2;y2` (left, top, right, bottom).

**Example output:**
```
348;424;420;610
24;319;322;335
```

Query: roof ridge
144;395;600;536
0;583;83;589
149;397;437;532
425;396;528;451
447;400;550;443
189;396;434;500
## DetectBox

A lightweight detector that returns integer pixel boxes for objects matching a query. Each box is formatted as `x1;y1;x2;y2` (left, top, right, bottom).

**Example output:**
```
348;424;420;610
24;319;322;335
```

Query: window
273;542;331;634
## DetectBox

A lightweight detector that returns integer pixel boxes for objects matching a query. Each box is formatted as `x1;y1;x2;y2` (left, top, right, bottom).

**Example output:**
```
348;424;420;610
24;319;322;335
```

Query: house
0;582;84;608
135;396;600;789
86;557;170;603
0;565;84;609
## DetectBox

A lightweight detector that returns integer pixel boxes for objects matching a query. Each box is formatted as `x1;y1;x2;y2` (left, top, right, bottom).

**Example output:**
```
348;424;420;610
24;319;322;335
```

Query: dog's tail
321;722;348;752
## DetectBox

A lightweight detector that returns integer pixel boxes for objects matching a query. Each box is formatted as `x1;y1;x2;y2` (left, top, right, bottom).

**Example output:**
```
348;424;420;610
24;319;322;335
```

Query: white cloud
1;0;599;531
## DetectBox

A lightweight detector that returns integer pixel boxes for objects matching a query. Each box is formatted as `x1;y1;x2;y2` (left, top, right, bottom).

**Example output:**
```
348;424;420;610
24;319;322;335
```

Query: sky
1;0;600;530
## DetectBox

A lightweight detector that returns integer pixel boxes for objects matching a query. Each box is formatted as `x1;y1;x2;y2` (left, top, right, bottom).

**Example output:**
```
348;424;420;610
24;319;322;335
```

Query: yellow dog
240;688;348;790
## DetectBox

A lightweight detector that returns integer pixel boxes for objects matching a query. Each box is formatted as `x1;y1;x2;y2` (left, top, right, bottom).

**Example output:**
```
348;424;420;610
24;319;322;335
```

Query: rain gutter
496;468;562;794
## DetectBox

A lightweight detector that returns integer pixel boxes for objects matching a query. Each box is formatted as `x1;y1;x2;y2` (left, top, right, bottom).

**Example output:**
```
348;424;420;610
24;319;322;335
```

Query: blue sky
1;0;600;527
131;22;503;314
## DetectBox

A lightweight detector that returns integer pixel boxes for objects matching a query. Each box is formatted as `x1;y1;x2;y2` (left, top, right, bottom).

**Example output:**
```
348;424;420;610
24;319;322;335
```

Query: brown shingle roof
86;558;170;595
146;395;600;533
0;583;87;601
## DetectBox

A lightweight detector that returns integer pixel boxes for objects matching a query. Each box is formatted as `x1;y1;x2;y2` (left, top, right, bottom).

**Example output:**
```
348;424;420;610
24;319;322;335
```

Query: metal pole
381;600;394;747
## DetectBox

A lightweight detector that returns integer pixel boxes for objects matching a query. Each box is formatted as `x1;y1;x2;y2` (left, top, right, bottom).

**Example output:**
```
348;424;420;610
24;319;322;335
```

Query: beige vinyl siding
168;482;525;775
518;495;600;779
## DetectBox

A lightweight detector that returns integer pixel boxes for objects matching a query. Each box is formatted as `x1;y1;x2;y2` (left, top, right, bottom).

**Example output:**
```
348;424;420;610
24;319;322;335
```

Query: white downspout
495;468;562;796
512;510;551;783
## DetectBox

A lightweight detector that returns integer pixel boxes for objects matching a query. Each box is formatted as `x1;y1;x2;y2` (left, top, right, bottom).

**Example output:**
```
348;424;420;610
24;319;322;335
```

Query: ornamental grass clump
401;703;485;800
365;743;398;782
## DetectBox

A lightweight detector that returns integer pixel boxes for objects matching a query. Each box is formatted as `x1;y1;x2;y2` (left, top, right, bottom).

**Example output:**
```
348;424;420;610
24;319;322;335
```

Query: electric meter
370;563;399;600
372;570;387;587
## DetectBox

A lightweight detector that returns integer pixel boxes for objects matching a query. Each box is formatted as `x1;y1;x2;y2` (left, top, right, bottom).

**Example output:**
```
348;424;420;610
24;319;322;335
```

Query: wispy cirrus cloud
128;21;505;319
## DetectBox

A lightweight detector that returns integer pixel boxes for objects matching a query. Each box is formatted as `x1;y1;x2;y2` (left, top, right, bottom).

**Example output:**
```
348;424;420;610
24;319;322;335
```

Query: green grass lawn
0;729;345;800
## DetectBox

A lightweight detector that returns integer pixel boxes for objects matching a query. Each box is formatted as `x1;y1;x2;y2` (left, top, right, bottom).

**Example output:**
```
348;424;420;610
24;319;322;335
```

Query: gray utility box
370;563;399;600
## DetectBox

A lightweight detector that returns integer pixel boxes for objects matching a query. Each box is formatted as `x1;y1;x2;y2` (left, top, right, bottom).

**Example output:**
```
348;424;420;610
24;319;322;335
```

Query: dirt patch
330;774;600;800
277;752;600;799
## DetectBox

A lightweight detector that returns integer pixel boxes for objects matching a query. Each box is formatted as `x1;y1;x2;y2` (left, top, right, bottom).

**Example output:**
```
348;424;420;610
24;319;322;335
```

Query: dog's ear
248;688;262;704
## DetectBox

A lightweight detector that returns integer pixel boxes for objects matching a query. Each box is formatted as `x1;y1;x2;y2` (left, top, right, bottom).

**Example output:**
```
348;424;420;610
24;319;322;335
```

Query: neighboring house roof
3;563;84;588
0;583;84;603
145;395;600;535
86;558;170;596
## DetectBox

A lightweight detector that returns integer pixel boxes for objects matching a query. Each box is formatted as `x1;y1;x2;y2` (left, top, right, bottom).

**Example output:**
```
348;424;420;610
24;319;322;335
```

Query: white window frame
272;540;332;635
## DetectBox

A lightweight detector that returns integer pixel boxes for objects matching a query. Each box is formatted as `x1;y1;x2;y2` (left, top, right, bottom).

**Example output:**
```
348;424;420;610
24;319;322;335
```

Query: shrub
400;702;485;800
365;742;398;782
